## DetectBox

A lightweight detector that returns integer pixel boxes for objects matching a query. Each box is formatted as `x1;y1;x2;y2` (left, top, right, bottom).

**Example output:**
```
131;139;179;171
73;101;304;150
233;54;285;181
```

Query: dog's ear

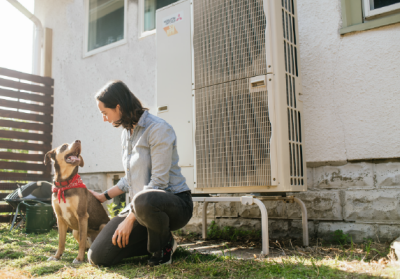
78;155;84;167
44;149;56;165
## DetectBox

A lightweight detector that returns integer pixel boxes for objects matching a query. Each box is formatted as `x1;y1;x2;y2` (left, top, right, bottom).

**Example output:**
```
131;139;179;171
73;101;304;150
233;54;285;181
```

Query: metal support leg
293;197;309;246
240;196;269;255
253;199;269;255
202;201;209;239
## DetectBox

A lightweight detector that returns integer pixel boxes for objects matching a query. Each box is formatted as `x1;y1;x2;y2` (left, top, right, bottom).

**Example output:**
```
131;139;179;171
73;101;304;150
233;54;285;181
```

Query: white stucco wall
297;0;400;162
35;0;157;173
34;0;400;175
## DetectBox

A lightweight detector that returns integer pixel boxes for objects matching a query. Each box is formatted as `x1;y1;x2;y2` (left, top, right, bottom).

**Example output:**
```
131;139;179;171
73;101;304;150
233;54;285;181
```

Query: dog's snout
75;140;81;143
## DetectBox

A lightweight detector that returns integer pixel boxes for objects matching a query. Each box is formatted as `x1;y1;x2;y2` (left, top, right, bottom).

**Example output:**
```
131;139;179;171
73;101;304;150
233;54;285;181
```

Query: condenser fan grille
193;0;267;88
195;79;271;188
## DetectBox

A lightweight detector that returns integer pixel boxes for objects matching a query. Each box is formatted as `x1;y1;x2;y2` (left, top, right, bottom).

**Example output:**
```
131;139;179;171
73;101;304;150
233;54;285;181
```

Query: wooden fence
0;67;54;223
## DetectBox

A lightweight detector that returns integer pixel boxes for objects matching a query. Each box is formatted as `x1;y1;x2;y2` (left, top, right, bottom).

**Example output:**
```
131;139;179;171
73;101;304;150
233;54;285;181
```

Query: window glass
372;0;400;9
144;0;179;31
88;0;124;51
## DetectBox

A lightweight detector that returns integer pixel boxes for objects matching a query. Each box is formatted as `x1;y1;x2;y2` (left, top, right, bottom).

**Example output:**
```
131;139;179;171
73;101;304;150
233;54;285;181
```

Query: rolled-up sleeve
116;176;130;193
143;123;175;191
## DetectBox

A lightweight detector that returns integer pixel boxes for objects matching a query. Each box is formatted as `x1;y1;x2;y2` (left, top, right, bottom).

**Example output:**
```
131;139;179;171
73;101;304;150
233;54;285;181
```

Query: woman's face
97;100;121;126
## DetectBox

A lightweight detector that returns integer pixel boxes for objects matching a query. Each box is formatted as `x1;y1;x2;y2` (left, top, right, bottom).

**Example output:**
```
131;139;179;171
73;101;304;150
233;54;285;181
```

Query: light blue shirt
116;110;190;199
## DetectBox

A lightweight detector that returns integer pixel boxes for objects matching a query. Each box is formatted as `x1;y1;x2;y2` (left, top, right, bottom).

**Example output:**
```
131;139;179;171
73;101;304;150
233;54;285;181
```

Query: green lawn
0;224;398;278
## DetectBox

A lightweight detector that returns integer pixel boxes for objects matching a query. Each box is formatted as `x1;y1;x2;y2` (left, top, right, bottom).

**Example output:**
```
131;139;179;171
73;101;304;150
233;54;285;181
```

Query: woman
88;80;193;266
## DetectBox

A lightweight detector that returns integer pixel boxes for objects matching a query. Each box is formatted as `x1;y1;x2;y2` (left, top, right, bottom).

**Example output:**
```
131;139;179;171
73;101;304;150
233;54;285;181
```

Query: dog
44;140;110;264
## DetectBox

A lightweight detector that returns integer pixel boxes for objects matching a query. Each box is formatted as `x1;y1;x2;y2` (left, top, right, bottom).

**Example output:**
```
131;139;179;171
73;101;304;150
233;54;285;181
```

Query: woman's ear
79;155;84;167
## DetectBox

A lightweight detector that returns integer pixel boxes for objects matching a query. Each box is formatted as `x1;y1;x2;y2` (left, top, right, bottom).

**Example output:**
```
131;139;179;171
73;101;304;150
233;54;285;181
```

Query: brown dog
44;140;110;264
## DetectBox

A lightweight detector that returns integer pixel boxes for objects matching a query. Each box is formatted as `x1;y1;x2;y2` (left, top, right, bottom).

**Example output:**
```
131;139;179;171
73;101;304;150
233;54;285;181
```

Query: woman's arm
112;211;136;248
89;185;125;203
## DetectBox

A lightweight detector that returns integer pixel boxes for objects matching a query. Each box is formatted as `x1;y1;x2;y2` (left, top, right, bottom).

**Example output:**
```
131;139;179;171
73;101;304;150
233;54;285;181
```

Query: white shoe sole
172;237;178;255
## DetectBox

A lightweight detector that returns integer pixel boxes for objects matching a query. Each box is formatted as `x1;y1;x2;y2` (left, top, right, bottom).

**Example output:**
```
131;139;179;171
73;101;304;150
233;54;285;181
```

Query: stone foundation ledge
182;217;400;243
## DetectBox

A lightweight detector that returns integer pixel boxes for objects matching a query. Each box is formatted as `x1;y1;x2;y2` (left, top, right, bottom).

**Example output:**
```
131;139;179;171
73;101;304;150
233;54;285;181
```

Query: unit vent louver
281;0;304;186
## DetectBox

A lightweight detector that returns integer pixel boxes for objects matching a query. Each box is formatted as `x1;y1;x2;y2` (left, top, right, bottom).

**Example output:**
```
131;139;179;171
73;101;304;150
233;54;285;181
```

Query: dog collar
52;174;87;203
54;175;76;187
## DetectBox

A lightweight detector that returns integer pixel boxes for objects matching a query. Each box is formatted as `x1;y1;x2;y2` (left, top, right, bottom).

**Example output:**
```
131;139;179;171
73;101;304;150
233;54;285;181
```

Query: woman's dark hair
95;80;148;130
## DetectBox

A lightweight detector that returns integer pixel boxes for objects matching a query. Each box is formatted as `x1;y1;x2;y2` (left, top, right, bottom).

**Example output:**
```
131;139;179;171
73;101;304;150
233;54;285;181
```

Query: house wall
34;0;400;241
34;0;157;175
298;0;400;163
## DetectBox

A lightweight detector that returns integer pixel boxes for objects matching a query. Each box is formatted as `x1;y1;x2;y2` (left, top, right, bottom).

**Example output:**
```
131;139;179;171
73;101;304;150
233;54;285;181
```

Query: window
363;0;400;18
340;0;400;34
139;0;179;38
84;0;127;57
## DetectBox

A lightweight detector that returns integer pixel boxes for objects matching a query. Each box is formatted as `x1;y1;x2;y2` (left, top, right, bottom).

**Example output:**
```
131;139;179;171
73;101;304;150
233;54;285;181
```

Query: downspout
7;0;43;75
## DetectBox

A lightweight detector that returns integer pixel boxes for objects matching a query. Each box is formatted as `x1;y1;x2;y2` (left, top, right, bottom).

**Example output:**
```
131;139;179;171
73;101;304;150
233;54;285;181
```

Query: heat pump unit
156;0;306;194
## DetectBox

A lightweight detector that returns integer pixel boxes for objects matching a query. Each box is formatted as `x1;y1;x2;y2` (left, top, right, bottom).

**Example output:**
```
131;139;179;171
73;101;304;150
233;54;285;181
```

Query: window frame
138;0;157;39
340;0;400;35
363;0;400;19
83;0;128;58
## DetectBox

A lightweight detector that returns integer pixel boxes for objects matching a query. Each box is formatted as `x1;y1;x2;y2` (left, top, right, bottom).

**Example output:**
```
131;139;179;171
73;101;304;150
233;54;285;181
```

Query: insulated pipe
7;0;43;75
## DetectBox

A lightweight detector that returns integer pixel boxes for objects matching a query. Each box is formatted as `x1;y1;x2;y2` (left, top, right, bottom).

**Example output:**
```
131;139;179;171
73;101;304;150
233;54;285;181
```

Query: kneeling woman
88;81;193;266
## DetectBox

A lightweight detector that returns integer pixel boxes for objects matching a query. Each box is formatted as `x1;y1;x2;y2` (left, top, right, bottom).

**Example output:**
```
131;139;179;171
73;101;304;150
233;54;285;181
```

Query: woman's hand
89;189;107;203
112;213;136;248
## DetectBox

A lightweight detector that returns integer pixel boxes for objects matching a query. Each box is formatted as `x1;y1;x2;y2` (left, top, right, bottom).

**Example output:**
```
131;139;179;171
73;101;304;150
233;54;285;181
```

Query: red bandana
52;174;87;203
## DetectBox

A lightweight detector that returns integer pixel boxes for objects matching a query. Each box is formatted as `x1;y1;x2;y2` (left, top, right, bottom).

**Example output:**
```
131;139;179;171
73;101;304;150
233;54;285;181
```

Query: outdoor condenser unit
156;0;309;254
156;0;306;195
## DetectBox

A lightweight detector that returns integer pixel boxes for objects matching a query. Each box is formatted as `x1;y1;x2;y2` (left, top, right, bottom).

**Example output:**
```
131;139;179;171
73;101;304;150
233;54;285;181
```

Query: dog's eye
60;144;68;152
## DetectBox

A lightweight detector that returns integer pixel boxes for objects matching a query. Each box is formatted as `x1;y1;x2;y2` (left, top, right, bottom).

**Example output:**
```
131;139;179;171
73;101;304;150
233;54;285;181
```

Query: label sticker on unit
163;25;178;36
163;11;184;27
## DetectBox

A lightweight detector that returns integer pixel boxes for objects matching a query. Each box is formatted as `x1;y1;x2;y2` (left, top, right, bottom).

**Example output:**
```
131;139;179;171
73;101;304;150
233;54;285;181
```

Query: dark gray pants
88;190;193;266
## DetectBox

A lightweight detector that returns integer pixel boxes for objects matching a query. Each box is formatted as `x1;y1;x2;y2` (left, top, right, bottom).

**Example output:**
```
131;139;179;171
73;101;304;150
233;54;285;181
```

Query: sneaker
148;234;177;266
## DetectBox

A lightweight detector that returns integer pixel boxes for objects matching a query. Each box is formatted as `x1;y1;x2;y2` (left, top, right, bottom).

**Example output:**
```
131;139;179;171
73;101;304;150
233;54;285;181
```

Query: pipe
7;0;43;75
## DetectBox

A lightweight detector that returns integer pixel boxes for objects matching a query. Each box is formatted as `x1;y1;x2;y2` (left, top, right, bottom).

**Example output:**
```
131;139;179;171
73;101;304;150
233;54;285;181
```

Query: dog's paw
72;258;83;265
47;256;59;261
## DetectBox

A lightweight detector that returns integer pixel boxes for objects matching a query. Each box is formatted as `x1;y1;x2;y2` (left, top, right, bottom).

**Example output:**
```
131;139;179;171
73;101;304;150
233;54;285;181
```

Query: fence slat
0;130;52;143
0;77;53;95
0;152;45;162
0;172;50;181
0;183;19;190
0;161;47;172
0;110;52;123
0;204;14;213
0;88;53;104
0;119;52;133
0;67;54;86
0;215;13;223
0;67;54;222
0;99;53;114
0;140;51;152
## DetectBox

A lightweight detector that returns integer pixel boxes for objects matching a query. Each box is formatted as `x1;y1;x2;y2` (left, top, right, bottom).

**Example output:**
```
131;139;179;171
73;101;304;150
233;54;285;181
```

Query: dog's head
44;140;84;181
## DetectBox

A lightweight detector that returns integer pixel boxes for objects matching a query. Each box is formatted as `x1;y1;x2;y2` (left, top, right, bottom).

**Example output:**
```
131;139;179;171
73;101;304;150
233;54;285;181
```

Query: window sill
340;12;400;34
83;39;127;58
139;29;156;40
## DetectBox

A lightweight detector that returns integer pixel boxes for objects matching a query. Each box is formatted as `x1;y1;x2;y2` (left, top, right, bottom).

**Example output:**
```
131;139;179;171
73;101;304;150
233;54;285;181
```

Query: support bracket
192;195;309;255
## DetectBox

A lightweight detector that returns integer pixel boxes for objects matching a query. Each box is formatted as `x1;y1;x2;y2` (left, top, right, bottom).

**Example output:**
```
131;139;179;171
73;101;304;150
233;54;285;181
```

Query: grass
0;223;399;278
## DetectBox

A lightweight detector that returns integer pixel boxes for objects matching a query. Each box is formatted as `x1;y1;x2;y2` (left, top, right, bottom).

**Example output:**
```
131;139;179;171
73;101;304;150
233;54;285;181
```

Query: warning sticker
163;25;178;36
163;11;184;28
